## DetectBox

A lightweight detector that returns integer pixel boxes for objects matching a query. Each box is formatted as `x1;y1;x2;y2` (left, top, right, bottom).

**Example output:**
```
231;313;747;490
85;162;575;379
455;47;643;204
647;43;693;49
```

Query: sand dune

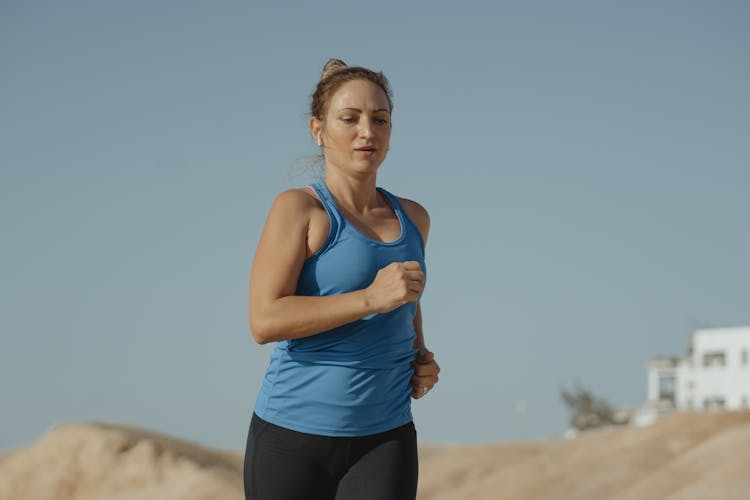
1;411;748;500
0;422;245;500
417;410;750;500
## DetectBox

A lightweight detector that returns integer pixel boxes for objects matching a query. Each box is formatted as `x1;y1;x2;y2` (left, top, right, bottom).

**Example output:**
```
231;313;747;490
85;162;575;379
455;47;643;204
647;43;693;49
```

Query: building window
742;396;749;409
742;349;748;367
703;351;726;368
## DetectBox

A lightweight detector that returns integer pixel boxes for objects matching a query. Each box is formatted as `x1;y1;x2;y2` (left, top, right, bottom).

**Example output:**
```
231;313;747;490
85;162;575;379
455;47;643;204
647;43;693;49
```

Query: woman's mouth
354;148;376;156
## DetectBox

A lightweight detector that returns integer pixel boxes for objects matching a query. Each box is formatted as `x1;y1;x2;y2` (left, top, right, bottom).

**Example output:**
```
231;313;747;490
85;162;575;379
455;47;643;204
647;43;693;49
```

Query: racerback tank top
253;181;427;436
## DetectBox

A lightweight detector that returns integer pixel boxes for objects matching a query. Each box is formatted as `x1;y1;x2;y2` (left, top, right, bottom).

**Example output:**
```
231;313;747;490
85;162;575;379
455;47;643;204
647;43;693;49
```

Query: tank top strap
314;181;355;226
376;187;405;217
309;181;342;235
310;181;334;212
377;186;426;252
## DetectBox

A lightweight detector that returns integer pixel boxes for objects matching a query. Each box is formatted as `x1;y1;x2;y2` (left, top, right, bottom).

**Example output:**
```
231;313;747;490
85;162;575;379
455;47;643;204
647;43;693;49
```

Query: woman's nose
358;120;373;138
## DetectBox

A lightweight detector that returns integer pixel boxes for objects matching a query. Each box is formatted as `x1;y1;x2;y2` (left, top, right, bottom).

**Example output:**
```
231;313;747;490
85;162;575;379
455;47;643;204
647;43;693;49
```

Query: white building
635;326;750;425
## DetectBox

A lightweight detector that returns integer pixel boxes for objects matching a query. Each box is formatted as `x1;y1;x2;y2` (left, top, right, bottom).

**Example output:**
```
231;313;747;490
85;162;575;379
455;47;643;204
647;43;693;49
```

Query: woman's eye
376;118;389;125
341;117;355;123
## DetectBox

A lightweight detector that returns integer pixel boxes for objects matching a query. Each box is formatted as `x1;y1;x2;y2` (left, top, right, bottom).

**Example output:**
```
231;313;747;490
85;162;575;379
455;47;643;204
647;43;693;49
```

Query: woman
244;58;440;500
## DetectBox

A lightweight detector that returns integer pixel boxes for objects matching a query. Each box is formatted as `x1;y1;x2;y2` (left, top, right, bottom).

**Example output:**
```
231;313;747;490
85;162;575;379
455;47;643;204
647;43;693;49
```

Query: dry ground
1;411;748;500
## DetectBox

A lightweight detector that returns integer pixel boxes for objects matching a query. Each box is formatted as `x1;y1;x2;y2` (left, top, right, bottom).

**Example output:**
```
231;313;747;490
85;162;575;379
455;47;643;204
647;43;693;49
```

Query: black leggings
243;413;418;500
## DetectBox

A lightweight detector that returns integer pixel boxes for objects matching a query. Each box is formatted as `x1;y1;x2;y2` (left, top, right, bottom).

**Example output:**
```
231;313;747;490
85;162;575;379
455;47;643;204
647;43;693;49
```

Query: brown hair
310;58;393;120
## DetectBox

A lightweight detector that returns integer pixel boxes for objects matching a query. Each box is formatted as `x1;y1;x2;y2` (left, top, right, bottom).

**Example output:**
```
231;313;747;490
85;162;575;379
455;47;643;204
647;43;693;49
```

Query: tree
559;382;618;431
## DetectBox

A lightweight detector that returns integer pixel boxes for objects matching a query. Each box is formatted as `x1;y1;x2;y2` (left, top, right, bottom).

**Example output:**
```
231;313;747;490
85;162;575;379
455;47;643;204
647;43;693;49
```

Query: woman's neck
323;171;380;213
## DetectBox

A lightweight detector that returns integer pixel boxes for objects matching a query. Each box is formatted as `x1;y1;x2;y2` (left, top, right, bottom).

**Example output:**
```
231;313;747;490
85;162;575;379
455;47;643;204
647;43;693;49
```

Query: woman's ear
309;117;322;146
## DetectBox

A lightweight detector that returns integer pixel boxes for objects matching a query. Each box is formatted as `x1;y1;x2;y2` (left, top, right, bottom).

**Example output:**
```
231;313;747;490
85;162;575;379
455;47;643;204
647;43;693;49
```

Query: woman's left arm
411;302;440;399
399;197;440;399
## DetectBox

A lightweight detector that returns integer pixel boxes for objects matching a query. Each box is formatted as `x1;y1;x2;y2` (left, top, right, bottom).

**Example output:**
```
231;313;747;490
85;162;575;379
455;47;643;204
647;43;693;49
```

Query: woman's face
314;79;392;176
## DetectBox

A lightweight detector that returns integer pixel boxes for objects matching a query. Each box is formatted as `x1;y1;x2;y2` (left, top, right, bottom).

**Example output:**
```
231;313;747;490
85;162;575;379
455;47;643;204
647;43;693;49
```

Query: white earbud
316;132;322;147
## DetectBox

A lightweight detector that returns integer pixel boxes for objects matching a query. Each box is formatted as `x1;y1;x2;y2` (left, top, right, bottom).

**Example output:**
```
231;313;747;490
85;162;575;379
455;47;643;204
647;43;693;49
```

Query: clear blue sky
2;1;748;451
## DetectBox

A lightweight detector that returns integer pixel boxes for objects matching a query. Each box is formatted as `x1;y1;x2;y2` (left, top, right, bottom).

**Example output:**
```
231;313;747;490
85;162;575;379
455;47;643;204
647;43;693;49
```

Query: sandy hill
418;410;750;500
0;421;245;500
1;411;748;500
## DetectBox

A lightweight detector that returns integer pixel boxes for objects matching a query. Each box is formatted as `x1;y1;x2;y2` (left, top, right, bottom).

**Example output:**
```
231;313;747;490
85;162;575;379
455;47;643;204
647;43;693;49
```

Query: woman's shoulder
266;186;324;225
271;186;322;209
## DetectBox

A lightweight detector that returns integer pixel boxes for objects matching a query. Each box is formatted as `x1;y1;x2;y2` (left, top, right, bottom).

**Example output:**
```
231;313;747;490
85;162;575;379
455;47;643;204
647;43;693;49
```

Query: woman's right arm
248;189;424;345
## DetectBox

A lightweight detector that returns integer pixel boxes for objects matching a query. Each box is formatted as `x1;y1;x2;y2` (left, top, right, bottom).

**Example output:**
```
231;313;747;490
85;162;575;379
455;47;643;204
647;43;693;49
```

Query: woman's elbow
249;315;273;345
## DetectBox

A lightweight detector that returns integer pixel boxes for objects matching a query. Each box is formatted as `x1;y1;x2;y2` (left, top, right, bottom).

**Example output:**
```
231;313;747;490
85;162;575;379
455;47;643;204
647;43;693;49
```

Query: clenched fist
411;348;440;399
365;261;425;314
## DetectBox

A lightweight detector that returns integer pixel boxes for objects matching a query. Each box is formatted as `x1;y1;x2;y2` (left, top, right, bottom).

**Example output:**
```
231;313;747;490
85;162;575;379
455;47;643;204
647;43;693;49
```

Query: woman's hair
310;58;393;120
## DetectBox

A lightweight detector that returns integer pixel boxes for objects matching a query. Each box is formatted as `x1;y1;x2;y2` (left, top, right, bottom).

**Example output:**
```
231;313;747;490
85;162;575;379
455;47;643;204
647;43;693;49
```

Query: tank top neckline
314;181;407;246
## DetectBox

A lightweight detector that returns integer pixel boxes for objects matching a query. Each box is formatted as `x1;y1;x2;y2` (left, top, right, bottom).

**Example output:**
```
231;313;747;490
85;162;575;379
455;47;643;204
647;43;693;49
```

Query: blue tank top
253;181;427;436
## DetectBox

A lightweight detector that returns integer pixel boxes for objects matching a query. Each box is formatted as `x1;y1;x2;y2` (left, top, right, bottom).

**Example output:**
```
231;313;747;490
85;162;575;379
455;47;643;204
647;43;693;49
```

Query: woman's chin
354;154;385;168
327;156;385;176
343;158;383;171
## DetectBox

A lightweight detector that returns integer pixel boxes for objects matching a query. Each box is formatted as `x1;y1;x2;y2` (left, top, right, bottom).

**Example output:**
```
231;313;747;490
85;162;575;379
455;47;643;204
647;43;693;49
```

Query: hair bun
320;58;347;81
